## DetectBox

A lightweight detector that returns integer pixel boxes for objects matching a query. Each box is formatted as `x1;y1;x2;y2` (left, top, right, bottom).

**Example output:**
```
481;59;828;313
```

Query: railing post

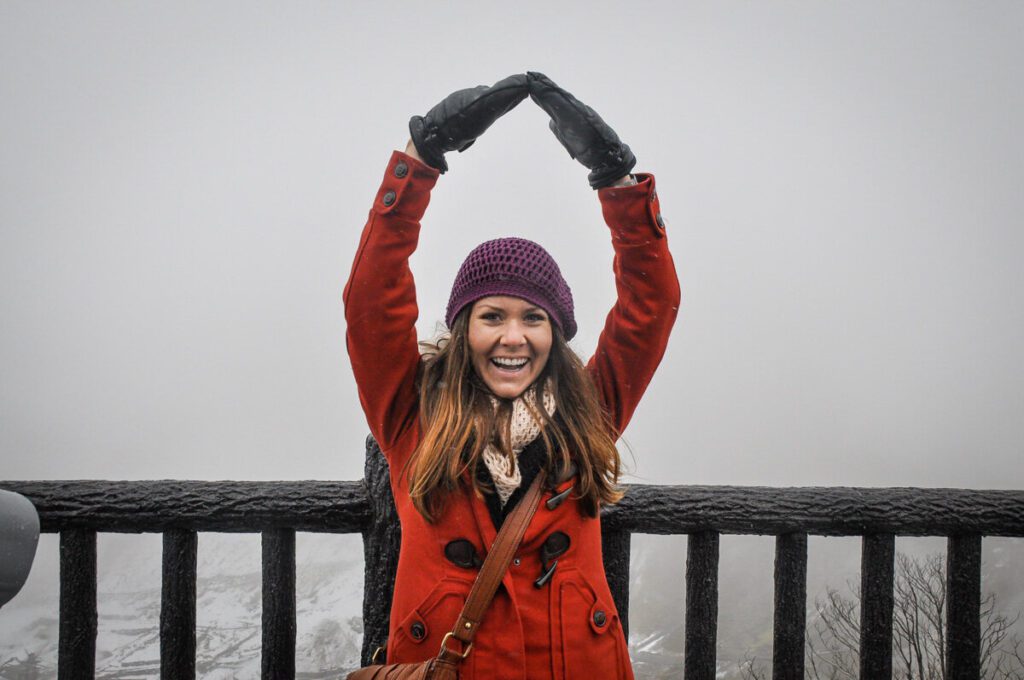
601;526;631;639
161;529;197;680
772;532;807;680
946;534;981;680
361;436;401;666
59;529;96;680
262;528;295;680
684;531;719;680
859;533;894;679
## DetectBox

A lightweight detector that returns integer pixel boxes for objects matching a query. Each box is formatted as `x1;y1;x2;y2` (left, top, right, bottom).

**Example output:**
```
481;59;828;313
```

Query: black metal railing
4;437;1023;680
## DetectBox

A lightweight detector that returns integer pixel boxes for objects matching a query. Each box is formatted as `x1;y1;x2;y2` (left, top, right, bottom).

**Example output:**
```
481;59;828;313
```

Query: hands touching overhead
407;74;529;173
406;72;635;188
525;72;637;189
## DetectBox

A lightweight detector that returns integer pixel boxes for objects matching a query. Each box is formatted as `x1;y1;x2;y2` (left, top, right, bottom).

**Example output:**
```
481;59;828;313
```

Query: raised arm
528;72;680;433
343;76;530;455
343;149;438;453
591;175;680;433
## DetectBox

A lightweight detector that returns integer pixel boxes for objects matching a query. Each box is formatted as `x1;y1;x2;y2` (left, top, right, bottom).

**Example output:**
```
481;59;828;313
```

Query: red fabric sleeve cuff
597;173;667;242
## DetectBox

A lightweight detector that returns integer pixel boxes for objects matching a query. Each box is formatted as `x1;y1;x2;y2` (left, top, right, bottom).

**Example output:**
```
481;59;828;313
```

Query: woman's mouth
491;357;529;372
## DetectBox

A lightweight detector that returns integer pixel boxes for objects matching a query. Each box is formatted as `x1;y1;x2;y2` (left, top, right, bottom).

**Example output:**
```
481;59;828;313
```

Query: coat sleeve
587;173;681;435
343;151;440;455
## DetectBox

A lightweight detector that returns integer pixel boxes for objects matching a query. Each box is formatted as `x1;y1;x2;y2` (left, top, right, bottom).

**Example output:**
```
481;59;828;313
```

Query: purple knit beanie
446;237;576;340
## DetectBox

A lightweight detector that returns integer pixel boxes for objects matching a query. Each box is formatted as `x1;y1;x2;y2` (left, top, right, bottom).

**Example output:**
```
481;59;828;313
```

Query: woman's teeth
491;357;528;371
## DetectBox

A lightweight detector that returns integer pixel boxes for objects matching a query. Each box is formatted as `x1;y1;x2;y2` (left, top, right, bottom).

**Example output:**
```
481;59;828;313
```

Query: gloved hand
527;72;637;189
409;74;529;173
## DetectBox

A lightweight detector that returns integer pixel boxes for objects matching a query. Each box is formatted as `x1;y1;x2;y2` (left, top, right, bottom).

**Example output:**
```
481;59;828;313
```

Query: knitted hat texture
446;237;576;340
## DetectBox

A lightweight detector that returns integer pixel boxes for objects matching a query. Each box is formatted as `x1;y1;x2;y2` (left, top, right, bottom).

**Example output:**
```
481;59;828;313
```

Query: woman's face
467;296;553;400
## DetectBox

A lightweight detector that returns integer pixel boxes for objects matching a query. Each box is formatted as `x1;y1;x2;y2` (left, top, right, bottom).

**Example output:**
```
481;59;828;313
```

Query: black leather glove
409;74;529;173
527;72;637;189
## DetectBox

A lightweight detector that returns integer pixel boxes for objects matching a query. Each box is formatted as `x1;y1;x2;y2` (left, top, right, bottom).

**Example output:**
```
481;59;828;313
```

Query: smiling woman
468;296;552;400
342;73;680;679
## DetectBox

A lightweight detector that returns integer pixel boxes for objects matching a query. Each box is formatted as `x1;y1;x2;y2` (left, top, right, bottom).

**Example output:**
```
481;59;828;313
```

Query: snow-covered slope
2;534;1021;680
0;533;365;679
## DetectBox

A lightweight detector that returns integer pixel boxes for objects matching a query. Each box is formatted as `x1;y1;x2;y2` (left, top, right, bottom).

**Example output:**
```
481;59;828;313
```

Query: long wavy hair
406;309;624;523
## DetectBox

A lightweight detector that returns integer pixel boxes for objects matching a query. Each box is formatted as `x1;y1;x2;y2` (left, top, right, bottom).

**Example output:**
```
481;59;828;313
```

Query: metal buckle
440;631;473;659
370;644;385;664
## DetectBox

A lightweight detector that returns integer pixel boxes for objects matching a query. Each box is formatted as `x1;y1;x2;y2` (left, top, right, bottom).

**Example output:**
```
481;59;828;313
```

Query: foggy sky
2;1;1022;490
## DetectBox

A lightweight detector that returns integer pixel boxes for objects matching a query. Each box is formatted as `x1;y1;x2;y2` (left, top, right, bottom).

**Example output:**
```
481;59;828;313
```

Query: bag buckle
440;631;473;659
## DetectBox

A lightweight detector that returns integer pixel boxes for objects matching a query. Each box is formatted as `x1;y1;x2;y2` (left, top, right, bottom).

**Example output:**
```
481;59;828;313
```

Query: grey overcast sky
2;1;1022;489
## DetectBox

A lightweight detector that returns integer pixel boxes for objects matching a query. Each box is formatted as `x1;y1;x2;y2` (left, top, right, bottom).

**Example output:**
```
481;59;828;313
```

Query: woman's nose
501;321;526;346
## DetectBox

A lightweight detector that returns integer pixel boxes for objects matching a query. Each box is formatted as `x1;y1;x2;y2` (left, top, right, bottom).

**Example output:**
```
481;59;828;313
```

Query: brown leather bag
346;475;546;680
344;657;458;679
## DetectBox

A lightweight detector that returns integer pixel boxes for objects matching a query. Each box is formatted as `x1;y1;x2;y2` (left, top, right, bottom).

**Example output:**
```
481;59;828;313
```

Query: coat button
382;190;396;206
410;621;425;640
394;162;408;178
546;486;574;511
593;610;607;627
513;557;521;566
655;213;665;228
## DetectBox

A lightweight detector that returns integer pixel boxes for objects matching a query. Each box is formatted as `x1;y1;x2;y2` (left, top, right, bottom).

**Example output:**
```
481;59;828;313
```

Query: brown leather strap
351;471;548;678
444;473;546;650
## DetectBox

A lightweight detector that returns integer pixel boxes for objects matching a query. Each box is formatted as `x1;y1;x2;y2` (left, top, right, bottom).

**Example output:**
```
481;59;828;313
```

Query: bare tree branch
755;551;1024;680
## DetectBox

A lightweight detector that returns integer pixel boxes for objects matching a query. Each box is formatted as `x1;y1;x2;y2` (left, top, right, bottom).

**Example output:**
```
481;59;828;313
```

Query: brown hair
407;310;624;522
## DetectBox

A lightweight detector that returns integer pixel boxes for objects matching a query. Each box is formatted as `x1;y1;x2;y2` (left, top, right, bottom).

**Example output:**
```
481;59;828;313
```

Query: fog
3;2;1022;489
2;2;1023;674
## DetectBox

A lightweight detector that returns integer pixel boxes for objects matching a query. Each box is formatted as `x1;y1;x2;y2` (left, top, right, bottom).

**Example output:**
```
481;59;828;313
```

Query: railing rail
3;439;1023;680
11;480;1022;536
5;480;370;533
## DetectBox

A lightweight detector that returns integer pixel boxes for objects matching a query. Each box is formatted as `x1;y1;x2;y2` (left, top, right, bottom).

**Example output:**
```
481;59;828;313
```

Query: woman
344;72;680;680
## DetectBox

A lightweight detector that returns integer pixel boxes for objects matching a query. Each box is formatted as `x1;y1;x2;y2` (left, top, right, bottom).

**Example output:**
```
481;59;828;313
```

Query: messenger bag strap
436;473;547;662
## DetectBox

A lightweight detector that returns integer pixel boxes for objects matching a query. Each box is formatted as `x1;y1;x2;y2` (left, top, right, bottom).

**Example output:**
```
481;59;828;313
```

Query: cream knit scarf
482;383;556;506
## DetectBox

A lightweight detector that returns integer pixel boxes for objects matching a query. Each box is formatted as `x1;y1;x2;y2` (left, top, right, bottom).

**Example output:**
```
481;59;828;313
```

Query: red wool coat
344;151;680;680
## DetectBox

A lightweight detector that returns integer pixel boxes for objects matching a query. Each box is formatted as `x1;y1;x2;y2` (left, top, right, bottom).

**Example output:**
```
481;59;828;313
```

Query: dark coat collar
475;434;550;531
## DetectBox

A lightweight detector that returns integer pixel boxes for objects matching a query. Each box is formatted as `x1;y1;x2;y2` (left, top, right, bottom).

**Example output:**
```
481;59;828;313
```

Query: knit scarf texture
483;383;556;506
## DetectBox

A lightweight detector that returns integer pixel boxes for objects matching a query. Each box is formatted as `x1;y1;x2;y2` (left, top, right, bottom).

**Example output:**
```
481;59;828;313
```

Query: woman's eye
525;313;547;323
480;312;501;321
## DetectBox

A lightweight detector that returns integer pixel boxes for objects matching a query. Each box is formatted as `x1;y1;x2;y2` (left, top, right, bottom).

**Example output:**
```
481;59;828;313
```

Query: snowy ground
1;534;1021;679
